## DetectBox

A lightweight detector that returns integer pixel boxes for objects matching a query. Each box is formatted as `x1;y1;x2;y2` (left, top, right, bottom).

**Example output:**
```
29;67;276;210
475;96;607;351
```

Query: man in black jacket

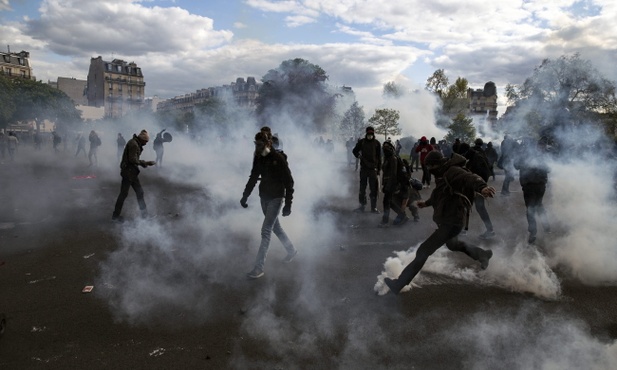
112;130;156;222
514;138;551;244
352;126;381;213
384;150;495;295
241;131;297;279
461;139;496;239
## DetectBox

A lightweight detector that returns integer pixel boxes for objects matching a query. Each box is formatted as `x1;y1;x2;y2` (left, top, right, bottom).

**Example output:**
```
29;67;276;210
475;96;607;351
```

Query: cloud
25;0;233;57
0;0;10;11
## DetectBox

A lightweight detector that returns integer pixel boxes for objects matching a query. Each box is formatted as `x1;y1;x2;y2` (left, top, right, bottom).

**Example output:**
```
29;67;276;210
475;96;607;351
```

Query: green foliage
425;69;449;98
0;74;81;131
340;101;365;139
383;81;404;99
506;53;617;136
445;113;476;143
368;108;401;141
256;58;334;132
426;70;469;117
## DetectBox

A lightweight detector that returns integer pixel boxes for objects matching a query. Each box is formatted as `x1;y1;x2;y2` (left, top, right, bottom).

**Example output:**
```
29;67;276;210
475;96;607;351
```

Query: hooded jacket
424;153;488;226
352;135;382;171
243;150;294;206
119;135;148;180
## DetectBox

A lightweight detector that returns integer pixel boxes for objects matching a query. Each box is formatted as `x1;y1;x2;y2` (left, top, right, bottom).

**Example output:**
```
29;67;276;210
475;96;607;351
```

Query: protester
514;137;551;244
75;133;87;158
498;134;518;195
352;126;382;213
409;140;420;171
88;130;101;167
241;131;297;279
461;139;496;239
485;141;499;180
384;150;495;295
7;132;18;162
378;140;409;227
415;136;434;188
153;129;166;167
112;130;156;222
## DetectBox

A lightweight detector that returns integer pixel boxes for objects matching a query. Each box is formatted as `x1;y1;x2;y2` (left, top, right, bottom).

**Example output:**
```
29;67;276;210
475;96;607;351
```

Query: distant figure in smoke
33;132;42;151
352;126;382;213
497;134;518;195
0;132;6;160
7;132;19;162
395;139;402;156
346;137;355;166
240;131;297;279
52;131;62;153
75;133;87;158
112;130;156;222
153;129;166;167
415;136;434;188
88;130;101;167
452;138;462;155
116;133;126;162
514;138;551;244
409;140;420;171
485;141;499;180
384;150;495;295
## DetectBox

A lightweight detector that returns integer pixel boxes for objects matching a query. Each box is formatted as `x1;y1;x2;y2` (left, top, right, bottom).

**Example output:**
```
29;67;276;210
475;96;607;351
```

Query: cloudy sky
1;0;616;115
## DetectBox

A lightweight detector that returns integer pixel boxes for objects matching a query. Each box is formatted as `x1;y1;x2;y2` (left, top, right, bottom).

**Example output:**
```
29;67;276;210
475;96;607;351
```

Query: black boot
384;278;403;295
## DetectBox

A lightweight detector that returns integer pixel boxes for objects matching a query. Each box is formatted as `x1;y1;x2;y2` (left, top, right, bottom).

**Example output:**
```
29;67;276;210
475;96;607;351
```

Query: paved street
1;147;616;369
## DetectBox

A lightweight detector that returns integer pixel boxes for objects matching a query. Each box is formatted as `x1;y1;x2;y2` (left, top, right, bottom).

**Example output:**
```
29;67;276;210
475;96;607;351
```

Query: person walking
75;133;87;158
485;141;498;180
88;130;101;167
378;140;410;227
352;126;382;213
112;130;156;222
415;136;434;188
514;138;551;244
7;132;18;162
461;139;496;239
409;140;420;171
498;134;518;195
153;129;166;167
384;150;495;295
241;131;297;279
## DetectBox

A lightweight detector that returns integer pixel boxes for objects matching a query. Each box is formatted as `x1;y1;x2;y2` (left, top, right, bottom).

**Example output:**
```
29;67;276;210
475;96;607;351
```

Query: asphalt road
1;149;616;369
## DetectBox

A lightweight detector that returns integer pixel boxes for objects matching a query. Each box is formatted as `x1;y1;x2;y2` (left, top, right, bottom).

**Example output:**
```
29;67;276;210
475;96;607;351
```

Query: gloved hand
282;204;291;216
240;196;248;208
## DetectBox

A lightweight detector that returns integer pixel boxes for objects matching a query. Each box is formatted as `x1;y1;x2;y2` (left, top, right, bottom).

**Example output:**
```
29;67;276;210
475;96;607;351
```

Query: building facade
86;56;145;119
55;77;88;106
157;77;260;113
467;81;498;124
0;48;35;80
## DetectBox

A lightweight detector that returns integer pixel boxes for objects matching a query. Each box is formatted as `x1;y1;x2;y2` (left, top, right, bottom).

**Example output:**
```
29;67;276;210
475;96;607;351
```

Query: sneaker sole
283;251;298;263
247;272;264;279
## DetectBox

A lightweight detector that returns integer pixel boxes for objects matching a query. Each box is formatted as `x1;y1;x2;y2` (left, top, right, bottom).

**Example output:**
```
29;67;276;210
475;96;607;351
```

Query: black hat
474;138;483;146
366;126;375;134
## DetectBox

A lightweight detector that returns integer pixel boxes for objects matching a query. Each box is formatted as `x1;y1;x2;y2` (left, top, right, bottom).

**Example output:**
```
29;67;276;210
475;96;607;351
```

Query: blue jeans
254;197;295;271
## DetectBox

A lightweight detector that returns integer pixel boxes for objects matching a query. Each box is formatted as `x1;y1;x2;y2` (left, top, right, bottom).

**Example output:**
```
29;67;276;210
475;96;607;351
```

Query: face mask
366;134;374;140
261;147;271;157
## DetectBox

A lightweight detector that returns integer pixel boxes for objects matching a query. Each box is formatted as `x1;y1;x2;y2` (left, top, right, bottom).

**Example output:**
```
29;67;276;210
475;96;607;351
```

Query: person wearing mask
352;126;382;213
415;136;434;188
112;130;156;222
384;150;495;295
241;131;297;279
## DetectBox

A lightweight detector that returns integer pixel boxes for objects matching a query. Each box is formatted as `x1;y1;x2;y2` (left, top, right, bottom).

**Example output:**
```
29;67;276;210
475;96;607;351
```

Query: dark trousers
474;195;493;232
421;163;431;185
522;183;549;236
358;167;379;209
396;223;487;286
113;175;147;217
382;191;405;221
410;156;420;171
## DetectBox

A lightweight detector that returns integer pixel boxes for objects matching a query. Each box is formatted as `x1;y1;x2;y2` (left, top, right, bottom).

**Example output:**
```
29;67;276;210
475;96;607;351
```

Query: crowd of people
349;127;556;295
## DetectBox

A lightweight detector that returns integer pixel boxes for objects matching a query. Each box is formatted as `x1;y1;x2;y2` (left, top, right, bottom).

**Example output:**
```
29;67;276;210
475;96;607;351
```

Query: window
21;70;26;77
106;64;112;71
109;82;112;90
117;65;122;72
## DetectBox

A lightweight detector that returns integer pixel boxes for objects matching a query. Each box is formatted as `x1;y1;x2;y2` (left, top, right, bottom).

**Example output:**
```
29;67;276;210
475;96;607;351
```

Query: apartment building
468;81;498;124
0;48;35;80
157;77;260;113
86;56;145;119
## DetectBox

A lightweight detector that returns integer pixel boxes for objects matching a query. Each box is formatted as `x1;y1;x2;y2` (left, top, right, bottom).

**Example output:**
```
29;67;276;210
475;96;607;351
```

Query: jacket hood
442;152;467;170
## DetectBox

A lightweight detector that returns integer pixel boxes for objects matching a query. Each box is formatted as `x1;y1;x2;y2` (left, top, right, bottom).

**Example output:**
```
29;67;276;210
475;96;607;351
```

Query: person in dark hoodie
112;130;156;222
460;139;496;239
241;131;297;279
352;126;382;213
514;137;551;244
378;140;410;227
384;150;495;295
